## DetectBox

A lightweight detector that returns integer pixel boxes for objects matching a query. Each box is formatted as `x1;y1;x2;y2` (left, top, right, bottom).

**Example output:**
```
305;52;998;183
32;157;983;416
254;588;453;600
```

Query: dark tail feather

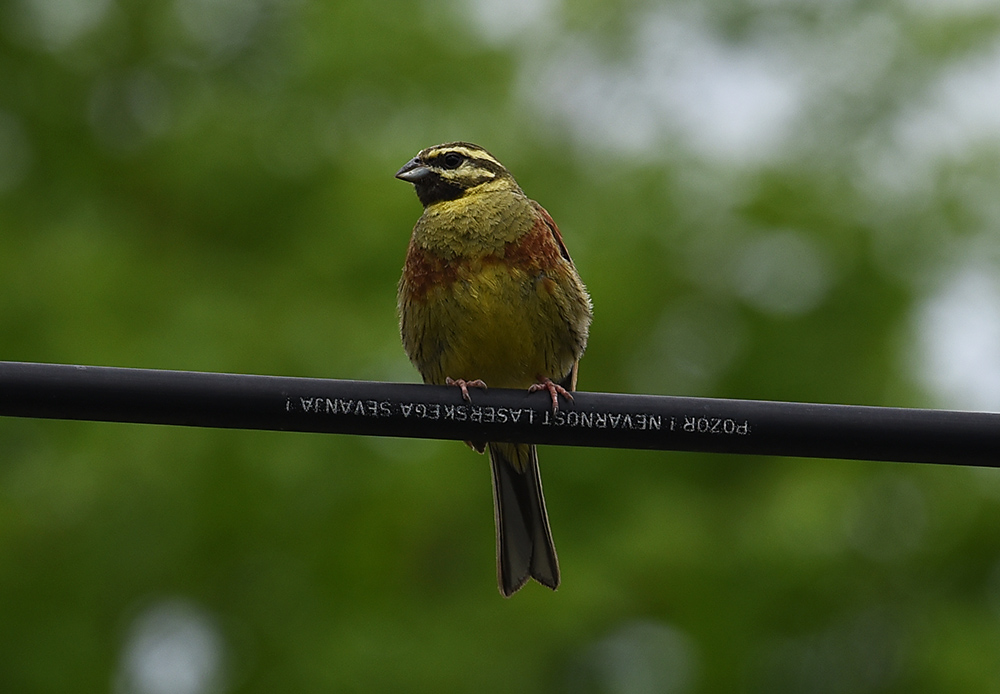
488;442;560;597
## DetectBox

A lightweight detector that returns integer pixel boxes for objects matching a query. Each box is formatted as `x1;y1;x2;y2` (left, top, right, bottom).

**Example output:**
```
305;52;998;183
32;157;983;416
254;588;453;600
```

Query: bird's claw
446;377;488;403
529;378;574;413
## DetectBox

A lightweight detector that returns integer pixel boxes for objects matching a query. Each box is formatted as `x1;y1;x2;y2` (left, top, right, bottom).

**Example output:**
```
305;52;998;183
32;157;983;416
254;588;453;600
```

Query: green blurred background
3;0;1000;691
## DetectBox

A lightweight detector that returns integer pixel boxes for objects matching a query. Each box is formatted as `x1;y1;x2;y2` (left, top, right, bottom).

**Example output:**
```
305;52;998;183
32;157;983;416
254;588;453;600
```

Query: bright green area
3;1;1000;692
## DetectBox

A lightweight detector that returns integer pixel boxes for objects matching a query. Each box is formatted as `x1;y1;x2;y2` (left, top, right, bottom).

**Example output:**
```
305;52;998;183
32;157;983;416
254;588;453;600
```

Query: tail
488;442;560;597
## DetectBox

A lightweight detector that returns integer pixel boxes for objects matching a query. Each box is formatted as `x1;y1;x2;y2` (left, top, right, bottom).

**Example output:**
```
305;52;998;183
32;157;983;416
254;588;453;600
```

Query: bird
395;142;592;597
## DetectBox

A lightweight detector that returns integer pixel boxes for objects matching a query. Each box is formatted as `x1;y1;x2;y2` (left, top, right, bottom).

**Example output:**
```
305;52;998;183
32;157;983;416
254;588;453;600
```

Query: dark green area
3;1;1000;691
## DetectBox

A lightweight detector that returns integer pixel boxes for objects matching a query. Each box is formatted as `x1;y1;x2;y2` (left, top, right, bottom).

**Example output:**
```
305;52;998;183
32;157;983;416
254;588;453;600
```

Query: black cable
0;360;996;465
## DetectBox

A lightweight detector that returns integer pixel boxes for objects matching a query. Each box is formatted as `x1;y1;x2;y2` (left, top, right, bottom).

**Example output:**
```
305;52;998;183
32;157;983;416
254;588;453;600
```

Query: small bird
396;142;592;596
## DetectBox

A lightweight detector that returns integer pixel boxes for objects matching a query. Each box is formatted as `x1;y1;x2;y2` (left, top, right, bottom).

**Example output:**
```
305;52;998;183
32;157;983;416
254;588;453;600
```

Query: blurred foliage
3;0;1000;692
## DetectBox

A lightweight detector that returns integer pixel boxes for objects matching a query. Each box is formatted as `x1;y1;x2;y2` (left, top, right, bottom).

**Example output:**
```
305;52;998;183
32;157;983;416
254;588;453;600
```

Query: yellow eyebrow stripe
423;146;502;168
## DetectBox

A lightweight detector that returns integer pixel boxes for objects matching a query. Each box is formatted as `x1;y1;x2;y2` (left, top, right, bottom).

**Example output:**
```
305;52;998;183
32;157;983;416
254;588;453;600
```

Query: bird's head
395;142;520;207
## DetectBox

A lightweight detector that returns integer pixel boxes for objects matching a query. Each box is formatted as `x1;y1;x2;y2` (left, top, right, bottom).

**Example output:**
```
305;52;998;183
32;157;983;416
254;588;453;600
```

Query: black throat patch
413;175;466;207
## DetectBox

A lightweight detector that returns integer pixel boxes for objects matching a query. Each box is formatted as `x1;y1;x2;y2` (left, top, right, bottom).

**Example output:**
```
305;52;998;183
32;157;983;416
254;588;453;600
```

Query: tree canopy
3;0;1000;691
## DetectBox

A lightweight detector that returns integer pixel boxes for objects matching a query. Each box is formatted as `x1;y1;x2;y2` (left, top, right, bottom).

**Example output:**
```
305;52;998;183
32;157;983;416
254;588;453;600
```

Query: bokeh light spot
567;620;698;694
115;598;227;694
12;0;112;51
914;263;1000;411
0;110;31;192
730;230;833;316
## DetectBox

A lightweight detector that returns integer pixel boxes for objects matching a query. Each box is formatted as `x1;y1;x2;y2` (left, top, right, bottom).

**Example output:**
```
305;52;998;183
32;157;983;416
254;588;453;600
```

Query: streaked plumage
396;142;592;596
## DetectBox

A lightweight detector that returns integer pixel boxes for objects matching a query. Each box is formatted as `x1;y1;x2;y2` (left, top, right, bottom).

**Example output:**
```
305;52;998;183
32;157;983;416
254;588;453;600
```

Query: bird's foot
445;377;488;403
529;377;574;413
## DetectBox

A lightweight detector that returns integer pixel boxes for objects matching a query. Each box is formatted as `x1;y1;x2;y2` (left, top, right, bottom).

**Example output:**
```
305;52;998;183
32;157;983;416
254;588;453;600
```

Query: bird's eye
442;152;464;169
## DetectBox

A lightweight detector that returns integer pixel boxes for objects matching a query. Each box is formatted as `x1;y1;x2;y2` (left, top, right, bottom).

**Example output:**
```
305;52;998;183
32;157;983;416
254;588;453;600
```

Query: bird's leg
445;378;489;453
445;377;488;403
529;377;574;413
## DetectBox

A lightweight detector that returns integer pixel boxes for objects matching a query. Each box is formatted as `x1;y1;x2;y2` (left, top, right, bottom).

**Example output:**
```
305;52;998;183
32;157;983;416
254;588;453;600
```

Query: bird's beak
395;157;433;182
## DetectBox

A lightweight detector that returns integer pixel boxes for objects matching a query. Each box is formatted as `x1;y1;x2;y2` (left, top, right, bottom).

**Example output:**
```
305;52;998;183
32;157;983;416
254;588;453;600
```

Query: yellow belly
401;261;580;389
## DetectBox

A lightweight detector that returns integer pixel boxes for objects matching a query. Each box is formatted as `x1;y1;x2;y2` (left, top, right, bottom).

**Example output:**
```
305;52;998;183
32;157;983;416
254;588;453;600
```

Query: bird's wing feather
530;200;574;265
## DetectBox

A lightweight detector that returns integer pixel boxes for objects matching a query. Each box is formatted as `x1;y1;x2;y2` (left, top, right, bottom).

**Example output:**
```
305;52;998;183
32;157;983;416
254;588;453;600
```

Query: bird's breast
399;214;584;388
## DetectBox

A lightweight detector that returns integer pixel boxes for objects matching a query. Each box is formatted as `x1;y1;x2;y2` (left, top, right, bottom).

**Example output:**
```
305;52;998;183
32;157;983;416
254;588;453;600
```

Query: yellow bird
396;142;592;596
